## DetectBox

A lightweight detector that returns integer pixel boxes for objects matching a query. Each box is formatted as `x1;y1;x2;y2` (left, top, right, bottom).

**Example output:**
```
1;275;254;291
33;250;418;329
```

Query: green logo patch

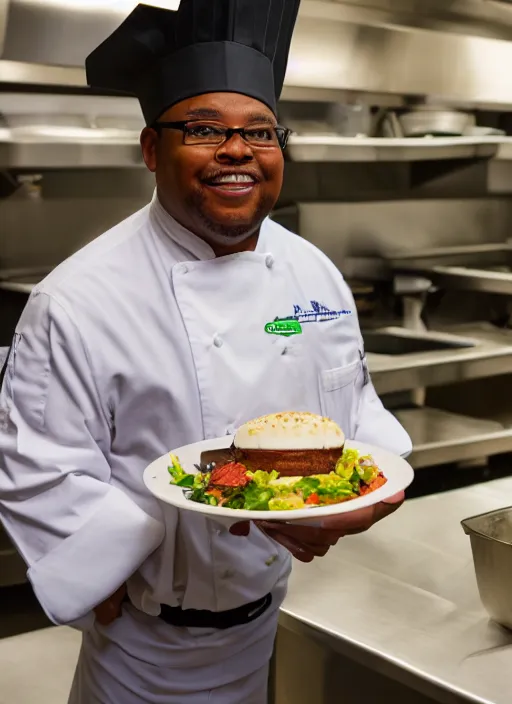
265;320;303;337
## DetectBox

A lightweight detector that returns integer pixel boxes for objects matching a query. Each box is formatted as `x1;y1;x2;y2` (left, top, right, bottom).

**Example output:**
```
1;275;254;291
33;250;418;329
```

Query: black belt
158;593;272;630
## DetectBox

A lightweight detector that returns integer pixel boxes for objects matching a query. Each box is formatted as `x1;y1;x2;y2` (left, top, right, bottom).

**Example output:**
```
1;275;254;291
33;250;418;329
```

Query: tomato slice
209;462;251;488
305;493;320;505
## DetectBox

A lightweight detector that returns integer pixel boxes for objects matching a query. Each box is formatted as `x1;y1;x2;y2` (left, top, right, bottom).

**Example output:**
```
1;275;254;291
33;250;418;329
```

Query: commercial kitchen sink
365;324;512;396
363;330;474;356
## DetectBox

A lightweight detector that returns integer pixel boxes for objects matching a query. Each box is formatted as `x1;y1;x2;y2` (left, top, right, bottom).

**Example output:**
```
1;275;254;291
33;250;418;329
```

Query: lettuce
242;483;275;510
335;448;359;479
294;477;320;499
247;470;279;486
268;495;305;511
168;454;195;487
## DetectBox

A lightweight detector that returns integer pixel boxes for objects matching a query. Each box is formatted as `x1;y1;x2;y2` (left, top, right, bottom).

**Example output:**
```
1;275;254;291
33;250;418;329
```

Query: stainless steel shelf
287;135;501;163
368;323;512;395
395;406;512;469
0;139;145;169
389;244;512;296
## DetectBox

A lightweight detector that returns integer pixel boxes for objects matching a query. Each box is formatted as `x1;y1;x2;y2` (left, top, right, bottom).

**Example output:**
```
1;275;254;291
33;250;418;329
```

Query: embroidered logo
291;301;352;323
264;320;303;337
265;301;352;336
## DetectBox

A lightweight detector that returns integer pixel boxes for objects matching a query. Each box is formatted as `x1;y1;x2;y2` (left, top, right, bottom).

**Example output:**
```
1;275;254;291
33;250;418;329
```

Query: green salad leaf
168;454;195;487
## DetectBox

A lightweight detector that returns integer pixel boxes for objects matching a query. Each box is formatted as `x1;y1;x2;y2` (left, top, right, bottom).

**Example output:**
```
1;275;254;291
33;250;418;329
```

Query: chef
0;1;411;702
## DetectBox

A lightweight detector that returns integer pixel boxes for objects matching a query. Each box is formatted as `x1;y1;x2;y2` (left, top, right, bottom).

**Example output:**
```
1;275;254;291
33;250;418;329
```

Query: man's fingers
94;583;127;626
374;492;405;520
260;525;333;562
257;521;341;546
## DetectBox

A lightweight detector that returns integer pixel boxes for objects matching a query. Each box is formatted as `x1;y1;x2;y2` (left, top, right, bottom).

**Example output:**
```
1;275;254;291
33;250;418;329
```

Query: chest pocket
318;359;363;440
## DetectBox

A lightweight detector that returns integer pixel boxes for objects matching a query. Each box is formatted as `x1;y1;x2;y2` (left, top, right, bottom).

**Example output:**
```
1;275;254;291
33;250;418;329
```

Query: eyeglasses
152;121;292;150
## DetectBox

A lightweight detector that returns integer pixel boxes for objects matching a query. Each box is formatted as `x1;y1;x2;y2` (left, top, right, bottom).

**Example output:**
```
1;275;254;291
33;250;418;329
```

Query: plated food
169;412;387;511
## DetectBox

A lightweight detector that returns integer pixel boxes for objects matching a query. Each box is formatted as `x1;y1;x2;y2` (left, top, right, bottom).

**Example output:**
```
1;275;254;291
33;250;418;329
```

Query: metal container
399;109;474;137
462;507;512;630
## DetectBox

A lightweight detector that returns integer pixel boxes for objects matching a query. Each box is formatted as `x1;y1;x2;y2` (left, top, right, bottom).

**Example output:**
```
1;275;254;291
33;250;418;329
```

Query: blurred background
3;2;512;703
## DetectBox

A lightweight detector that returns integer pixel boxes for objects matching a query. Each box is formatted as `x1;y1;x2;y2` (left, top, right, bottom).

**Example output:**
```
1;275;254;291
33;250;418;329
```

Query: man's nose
215;133;254;162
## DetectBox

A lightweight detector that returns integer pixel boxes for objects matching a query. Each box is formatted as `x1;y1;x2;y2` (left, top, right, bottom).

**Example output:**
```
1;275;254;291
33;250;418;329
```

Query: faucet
394;274;434;332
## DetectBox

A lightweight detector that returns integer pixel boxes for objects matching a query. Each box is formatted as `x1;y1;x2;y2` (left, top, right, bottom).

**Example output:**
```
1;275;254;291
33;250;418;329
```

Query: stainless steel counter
279;478;512;704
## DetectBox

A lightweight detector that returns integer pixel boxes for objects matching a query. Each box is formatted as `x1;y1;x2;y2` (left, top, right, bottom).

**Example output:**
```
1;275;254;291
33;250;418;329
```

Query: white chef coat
0;192;411;702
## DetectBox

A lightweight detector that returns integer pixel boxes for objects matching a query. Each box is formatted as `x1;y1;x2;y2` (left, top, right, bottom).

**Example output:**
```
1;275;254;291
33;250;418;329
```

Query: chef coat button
265;254;275;269
213;335;223;348
177;263;188;275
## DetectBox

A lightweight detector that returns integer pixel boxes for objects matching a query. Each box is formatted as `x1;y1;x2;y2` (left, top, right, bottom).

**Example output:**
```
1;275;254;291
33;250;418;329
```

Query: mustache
201;168;262;183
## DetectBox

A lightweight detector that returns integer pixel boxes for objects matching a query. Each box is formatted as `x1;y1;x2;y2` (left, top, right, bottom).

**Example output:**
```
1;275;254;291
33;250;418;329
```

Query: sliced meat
209;462;251;488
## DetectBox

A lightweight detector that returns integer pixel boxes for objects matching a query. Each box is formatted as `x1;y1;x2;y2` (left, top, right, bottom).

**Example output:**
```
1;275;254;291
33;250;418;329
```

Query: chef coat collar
150;190;268;261
150;191;216;261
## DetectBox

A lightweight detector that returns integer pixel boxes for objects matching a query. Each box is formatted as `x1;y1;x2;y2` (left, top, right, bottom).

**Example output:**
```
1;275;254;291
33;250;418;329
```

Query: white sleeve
0;292;165;626
354;378;412;458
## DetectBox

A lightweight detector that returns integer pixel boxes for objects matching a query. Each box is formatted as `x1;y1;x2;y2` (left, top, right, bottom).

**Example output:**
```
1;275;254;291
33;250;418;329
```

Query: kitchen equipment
398;108;475;137
462;507;512;630
349;281;376;318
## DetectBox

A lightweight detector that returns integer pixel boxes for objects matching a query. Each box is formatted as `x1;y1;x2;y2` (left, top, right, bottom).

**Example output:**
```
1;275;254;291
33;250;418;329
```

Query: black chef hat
86;0;301;126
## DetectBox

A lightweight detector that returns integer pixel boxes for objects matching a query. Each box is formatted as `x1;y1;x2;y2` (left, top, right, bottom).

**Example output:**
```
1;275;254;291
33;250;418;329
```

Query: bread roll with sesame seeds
233;412;345;477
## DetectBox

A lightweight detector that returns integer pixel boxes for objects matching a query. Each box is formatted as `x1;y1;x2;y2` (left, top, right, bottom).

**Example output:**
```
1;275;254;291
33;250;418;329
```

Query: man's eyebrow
183;108;276;125
246;113;276;125
184;108;222;119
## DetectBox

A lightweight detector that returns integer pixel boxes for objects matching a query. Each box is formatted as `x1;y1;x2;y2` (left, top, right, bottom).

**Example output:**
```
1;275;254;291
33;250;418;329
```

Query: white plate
143;436;414;527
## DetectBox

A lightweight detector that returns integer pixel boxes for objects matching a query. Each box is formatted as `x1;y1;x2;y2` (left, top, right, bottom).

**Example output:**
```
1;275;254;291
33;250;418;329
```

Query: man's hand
230;492;404;563
93;584;127;626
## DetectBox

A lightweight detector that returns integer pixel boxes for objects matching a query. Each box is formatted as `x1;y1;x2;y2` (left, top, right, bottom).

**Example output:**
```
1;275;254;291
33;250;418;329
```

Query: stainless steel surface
297;202;512;274
462;507;512;631
286;135;501;163
364;329;473;356
0;0;8;56
395;407;512;468
287;7;512;108
0;58;86;86
0;93;145;168
424;266;512;296
2;0;512;110
368;324;512;395
280;477;512;704
390;244;512;296
0;137;145;169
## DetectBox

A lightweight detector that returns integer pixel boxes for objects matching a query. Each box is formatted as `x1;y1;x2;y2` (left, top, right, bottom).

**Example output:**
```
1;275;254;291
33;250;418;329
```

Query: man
0;1;411;702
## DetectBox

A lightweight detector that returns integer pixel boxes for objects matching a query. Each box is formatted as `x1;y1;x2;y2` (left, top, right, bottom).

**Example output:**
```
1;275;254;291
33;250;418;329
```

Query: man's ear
140;127;158;173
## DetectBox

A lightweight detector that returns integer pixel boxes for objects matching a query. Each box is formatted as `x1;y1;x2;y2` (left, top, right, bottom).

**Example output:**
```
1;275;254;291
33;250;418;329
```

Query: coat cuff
27;488;165;625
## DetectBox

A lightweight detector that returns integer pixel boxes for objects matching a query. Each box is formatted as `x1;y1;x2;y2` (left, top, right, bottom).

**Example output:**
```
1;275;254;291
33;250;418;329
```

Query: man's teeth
212;174;254;184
